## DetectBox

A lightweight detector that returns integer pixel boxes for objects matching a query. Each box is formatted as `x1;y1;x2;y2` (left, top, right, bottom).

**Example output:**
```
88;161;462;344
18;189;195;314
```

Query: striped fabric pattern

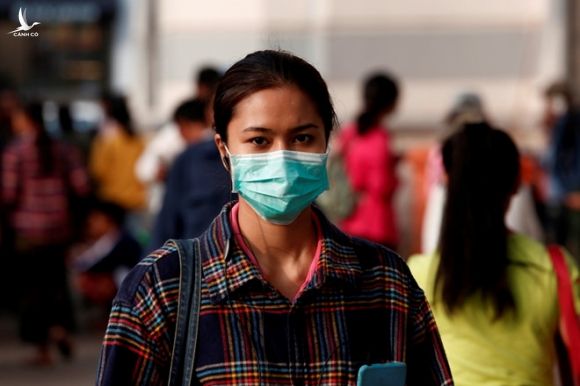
97;202;453;385
1;137;89;244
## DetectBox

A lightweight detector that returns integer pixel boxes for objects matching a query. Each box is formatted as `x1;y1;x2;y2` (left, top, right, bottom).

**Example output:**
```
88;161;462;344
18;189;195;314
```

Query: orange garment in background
405;146;432;254
520;153;546;198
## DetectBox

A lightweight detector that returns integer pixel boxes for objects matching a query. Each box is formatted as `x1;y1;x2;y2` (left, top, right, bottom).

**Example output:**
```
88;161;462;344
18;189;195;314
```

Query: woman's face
215;85;327;157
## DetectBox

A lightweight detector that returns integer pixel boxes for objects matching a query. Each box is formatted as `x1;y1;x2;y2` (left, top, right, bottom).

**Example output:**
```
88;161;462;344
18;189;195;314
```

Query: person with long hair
96;50;452;385
1;101;90;365
89;94;147;243
337;72;400;249
408;122;580;385
89;94;146;213
421;93;544;253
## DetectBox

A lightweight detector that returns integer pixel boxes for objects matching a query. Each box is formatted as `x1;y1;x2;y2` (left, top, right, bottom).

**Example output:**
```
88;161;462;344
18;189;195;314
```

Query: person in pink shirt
339;73;400;249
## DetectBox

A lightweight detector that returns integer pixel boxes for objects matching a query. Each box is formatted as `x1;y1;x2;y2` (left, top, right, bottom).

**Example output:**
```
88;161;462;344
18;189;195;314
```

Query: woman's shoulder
348;236;414;283
508;233;553;271
338;122;357;135
407;253;436;272
335;124;357;146
113;130;144;147
509;233;579;287
358;126;391;151
406;253;437;292
114;240;181;306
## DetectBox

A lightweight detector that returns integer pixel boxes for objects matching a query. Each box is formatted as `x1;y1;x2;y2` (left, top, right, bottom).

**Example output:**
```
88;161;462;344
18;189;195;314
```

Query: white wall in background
112;0;565;142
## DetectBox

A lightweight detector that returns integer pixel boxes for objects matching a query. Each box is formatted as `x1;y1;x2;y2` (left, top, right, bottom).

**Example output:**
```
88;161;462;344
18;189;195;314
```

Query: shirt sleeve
96;262;174;386
406;284;454;386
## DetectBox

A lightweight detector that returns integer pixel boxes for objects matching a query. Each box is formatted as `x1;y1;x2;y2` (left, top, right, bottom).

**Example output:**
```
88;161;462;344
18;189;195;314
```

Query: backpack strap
168;238;202;386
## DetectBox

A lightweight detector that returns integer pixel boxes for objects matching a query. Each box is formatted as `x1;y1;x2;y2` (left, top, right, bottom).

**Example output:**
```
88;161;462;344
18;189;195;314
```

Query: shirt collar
200;202;362;304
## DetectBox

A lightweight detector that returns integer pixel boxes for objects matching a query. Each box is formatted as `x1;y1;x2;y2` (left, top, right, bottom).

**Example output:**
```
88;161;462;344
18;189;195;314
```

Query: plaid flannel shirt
97;202;453;385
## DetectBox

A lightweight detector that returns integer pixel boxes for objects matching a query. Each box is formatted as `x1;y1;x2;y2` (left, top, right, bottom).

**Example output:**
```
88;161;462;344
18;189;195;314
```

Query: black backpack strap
168;238;202;386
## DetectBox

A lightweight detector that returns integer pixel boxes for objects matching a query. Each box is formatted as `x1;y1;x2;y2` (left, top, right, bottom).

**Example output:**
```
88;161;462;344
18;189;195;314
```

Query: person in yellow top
408;122;580;386
90;94;146;211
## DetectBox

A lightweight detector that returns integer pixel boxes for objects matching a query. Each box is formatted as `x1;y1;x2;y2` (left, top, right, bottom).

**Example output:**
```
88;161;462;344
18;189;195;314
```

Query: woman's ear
214;133;230;172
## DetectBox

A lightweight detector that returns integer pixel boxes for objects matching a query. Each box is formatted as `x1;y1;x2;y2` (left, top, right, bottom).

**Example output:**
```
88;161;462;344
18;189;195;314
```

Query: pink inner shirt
229;202;322;302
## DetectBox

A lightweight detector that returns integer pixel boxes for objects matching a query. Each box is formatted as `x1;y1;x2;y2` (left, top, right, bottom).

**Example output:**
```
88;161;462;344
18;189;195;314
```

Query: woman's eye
250;137;268;146
294;134;313;144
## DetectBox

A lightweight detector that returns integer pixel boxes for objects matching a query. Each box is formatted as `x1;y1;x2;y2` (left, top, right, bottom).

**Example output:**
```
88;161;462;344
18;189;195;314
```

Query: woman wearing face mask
97;50;452;386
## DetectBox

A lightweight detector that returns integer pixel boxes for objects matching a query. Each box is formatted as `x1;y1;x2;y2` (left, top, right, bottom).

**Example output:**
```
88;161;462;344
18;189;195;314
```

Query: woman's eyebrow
289;123;319;133
242;127;272;133
242;123;319;134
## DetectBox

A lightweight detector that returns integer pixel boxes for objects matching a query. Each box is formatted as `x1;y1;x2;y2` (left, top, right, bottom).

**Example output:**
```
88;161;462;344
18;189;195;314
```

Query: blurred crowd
0;61;578;378
0;66;230;365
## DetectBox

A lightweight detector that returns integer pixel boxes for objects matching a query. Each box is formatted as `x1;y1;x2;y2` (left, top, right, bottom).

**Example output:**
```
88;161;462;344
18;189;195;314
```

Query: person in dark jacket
148;99;231;251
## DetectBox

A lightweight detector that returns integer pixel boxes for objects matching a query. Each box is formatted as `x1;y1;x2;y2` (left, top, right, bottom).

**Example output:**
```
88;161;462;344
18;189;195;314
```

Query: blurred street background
0;316;101;385
0;0;579;384
0;0;570;141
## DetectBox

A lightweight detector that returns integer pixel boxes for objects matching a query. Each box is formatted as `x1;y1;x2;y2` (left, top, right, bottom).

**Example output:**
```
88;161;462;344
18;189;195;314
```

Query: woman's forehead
228;86;324;134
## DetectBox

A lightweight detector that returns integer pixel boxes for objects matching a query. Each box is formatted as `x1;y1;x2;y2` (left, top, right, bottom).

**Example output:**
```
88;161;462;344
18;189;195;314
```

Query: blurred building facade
120;0;566;144
0;0;568;146
0;1;116;129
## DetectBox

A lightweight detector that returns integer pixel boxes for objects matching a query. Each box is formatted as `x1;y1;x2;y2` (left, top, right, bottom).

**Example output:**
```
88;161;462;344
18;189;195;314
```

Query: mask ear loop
222;146;238;198
221;145;232;172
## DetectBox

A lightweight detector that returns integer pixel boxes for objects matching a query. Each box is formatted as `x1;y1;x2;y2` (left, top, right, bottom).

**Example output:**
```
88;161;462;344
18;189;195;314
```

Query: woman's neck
236;199;318;297
237;199;317;262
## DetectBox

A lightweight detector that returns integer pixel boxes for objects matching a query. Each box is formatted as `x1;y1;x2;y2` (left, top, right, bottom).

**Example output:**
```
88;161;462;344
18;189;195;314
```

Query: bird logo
7;8;40;35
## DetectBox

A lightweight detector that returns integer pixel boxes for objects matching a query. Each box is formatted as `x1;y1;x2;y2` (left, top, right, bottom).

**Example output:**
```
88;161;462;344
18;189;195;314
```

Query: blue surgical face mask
226;148;329;225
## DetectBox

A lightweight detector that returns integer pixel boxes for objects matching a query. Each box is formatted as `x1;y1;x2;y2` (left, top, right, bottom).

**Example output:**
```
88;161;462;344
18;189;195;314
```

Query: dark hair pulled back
213;50;337;143
356;73;399;135
437;122;520;319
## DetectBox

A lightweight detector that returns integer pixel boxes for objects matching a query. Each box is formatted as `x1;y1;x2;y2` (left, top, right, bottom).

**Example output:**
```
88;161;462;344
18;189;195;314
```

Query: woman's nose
272;140;290;152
